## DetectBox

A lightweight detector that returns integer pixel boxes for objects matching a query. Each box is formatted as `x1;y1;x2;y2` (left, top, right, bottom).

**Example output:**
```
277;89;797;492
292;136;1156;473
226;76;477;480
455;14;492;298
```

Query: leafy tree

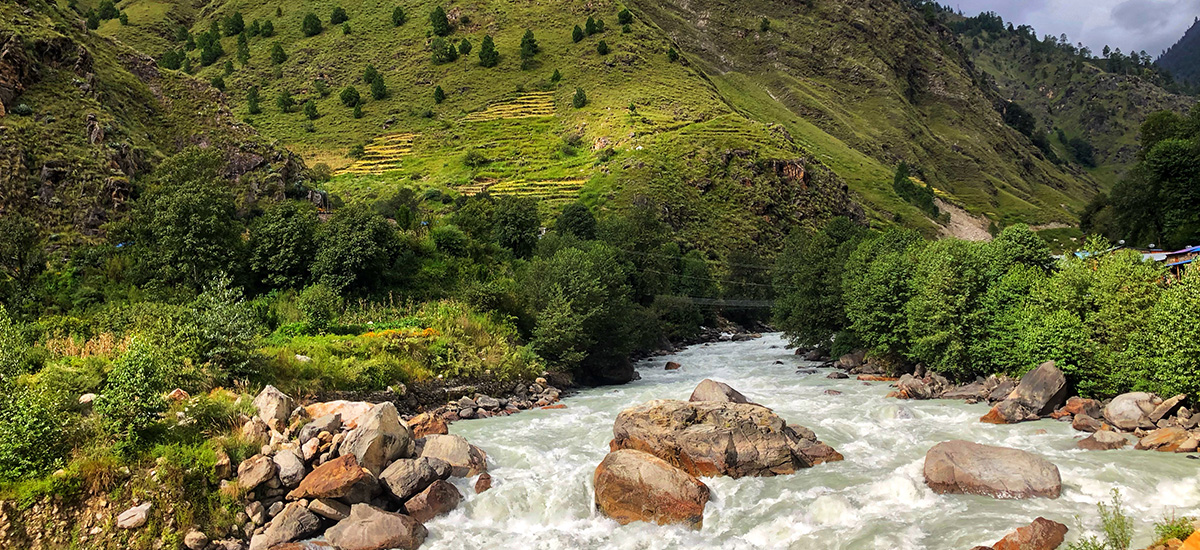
313;79;329;97
433;85;445;104
119;12;127;25
0;216;45;308
249;201;320;288
585;16;598;35
175;25;190;43
223;12;244;36
556;202;598;240
773;217;867;349
330;6;349;25
432;37;458;63
276;6;282;17
304;99;319;120
223;59;234;75
622;23;631;33
261;20;274;37
248;19;260;37
618;8;633;25
363;64;380;85
572;87;588;108
392;6;407;26
311;207;401;292
86;10;100;29
271;43;287;64
302;13;323;37
494;196;540;258
479;35;499;67
247;87;261;114
597;40;609;55
1125;265;1200;398
97;339;167;443
123;148;244;290
667;47;679;62
430;6;451;36
892;162;939;217
340;86;361;107
431;225;469;257
0;385;67;481
342;23;351;35
276;90;294;112
459;38;472;55
572;25;584;43
98;0;119;19
370;77;387;100
595;18;605;33
842;228;924;358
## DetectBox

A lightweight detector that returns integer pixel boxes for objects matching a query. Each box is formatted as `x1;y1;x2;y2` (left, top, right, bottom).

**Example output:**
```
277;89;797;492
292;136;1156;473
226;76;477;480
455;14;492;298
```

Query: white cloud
949;0;1200;56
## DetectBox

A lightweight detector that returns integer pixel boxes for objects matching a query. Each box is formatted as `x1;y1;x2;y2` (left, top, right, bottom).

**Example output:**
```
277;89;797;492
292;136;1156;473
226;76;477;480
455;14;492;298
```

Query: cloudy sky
949;0;1200;57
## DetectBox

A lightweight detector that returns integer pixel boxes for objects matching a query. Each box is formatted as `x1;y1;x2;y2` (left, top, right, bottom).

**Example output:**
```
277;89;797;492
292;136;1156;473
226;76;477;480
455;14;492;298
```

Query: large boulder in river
593;449;710;529
324;503;427;550
1077;430;1130;451
1103;392;1161;431
417;434;488;477
1010;362;1068;416
688;379;751;404
980;399;1039;424
379;457;451;501
253;385;294;432
338;402;411;476
989;517;1069;550
923;440;1061;499
611;399;842;478
403;479;462;523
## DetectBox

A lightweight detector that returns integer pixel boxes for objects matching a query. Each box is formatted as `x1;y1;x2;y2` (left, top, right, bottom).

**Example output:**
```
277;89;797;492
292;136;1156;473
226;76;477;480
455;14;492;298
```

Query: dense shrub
572;25;584;43
556;202;598;240
618;9;633;24
392;6;407;26
430;6;451;36
340;86;361;107
433;85;445;104
302;13;322;37
493;196;540;258
271;43;287;64
96;339;167;443
297;284;342;332
431;37;458;63
572;87;588;108
249;201;320;289
311;207;401;292
0;386;68;480
330;6;348;24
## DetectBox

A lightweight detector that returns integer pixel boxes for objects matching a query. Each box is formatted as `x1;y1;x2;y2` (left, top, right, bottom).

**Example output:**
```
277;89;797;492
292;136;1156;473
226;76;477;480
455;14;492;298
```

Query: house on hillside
1164;246;1200;277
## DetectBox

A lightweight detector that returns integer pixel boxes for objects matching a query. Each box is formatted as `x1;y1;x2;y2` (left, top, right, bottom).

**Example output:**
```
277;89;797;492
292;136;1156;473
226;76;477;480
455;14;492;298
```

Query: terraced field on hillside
462;92;557;122
335;133;415;176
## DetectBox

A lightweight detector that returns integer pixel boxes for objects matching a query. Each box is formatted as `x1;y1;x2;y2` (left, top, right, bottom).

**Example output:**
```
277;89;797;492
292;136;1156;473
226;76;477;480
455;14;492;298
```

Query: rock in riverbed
593;449;710;529
1103;392;1161;430
611;397;841;478
324;503;427;550
688;378;751;404
923;440;1061;499
1078;430;1130;450
979;362;1066;424
985;517;1069;550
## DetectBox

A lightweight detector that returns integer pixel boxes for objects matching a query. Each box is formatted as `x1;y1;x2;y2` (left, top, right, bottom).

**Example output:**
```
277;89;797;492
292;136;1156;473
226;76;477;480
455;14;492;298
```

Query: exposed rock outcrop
593;449;710;529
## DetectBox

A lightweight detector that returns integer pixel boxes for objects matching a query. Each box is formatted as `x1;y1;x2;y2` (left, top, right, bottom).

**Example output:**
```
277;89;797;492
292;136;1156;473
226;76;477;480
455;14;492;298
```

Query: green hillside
69;0;1165;243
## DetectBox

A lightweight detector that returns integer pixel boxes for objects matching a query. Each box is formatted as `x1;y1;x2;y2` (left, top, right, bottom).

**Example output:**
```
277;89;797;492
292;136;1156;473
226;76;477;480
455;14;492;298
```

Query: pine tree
520;30;539;60
247;87;261;114
185;33;195;50
371;77;387;100
210;76;226;91
181;55;192;73
85;9;100;28
392;6;407;26
353;103;363;118
261;20;274;37
340;86;361;107
119;12;128;25
433;85;445;104
551;68;562;82
276;7;283;17
618;9;633;25
595;18;605;33
342;23;351;35
248;20;260;37
479;35;499;67
276;90;294;112
459;38;472;55
98;0;118;19
667;47;679;62
430;6;451;36
330;6;348;25
363;64;380;85
236;32;250;65
314;79;329;97
302;13;322;37
596;40;609;55
759;17;770;32
223;59;234;75
585;17;597;35
304;100;319;120
271;43;287;64
572;25;584;43
572;87;587;108
223;12;244;36
175;25;189;42
431;37;458;63
622;24;630;33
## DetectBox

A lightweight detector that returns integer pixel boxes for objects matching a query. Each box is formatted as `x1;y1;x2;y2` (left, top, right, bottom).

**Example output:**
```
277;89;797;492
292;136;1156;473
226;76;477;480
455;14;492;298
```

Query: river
426;333;1199;549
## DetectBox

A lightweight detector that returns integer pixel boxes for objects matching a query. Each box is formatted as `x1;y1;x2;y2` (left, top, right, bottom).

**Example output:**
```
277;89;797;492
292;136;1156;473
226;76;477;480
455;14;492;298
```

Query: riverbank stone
688;379;751;404
611;399;841;478
337;402;411;476
254;385;294;432
1104;392;1161;430
416;434;488;477
324;504;427;550
1077;430;1130;450
593;449;710;529
248;502;322;550
923;440;1061;499
403;479;461;523
287;454;369;500
989;517;1068;550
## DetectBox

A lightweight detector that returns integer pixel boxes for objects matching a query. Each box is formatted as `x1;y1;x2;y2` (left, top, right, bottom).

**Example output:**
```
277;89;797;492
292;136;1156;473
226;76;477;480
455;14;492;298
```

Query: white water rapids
425;334;1199;549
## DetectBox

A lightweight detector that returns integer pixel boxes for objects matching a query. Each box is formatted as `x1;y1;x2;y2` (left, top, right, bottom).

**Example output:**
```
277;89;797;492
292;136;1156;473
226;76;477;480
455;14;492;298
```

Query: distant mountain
1158;17;1200;87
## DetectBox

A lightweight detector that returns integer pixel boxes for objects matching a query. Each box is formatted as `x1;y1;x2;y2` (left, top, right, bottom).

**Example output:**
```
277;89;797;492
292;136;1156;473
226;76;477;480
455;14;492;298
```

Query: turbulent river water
426;334;1199;549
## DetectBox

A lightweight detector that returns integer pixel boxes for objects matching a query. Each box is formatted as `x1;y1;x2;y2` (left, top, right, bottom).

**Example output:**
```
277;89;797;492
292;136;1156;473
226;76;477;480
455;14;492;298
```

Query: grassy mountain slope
0;0;305;240
962;23;1194;186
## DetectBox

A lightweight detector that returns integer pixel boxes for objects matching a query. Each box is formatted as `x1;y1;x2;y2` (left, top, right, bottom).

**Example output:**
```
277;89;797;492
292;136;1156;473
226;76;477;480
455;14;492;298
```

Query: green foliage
618;9;633;25
430;6;451;37
123;149;243;290
0;306;28;382
342;23;352;35
86;10;99;29
597;40;610;55
311;207;401;293
842;228;924;358
353;103;363;119
0;215;46;310
97;0;118;19
302;13;323;37
478;35;499;67
572;87;588;108
760;17;771;32
330;6;349;25
1124;264;1200;398
210;76;226;91
493;196;541;258
249;201;320;290
270;43;287;64
556;202;598;240
392;6;407;26
892;162;939;217
458;38;472;55
433;85;446;104
297;284;342;332
313;79;329;98
96;339;167;443
236;33;250;65
520;30;540;61
246;87;261;114
585;17;598;36
260;20;274;37
431;225;469;257
180;277;261;381
432;37;459;64
370;77;387;100
551;68;562;82
222;12;244;36
276;90;294;112
340;86;361;107
773;217;867;349
572;25;585;43
1152;515;1195;544
0;386;68;481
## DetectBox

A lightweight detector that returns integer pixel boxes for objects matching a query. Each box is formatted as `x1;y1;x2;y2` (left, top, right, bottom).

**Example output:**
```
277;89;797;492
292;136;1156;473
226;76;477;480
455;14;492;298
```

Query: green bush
0;386;68;481
340;86;361;107
392;6;407;26
597;40;609;55
618;8;633;24
297;284;342;332
276;90;294;112
493;196;540;258
430;6;451;36
572;87;588;108
556;202;597;240
330;6;348;24
458;38;472;55
249;201;320;289
261;20;274;37
1153;515;1195;544
96;340;167;444
431;225;469;257
302;13;323;36
572;25;584;42
433;85;446;104
432;37;458;64
271;43;287;64
311;207;401;292
247;87;261;114
370;77;387;100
